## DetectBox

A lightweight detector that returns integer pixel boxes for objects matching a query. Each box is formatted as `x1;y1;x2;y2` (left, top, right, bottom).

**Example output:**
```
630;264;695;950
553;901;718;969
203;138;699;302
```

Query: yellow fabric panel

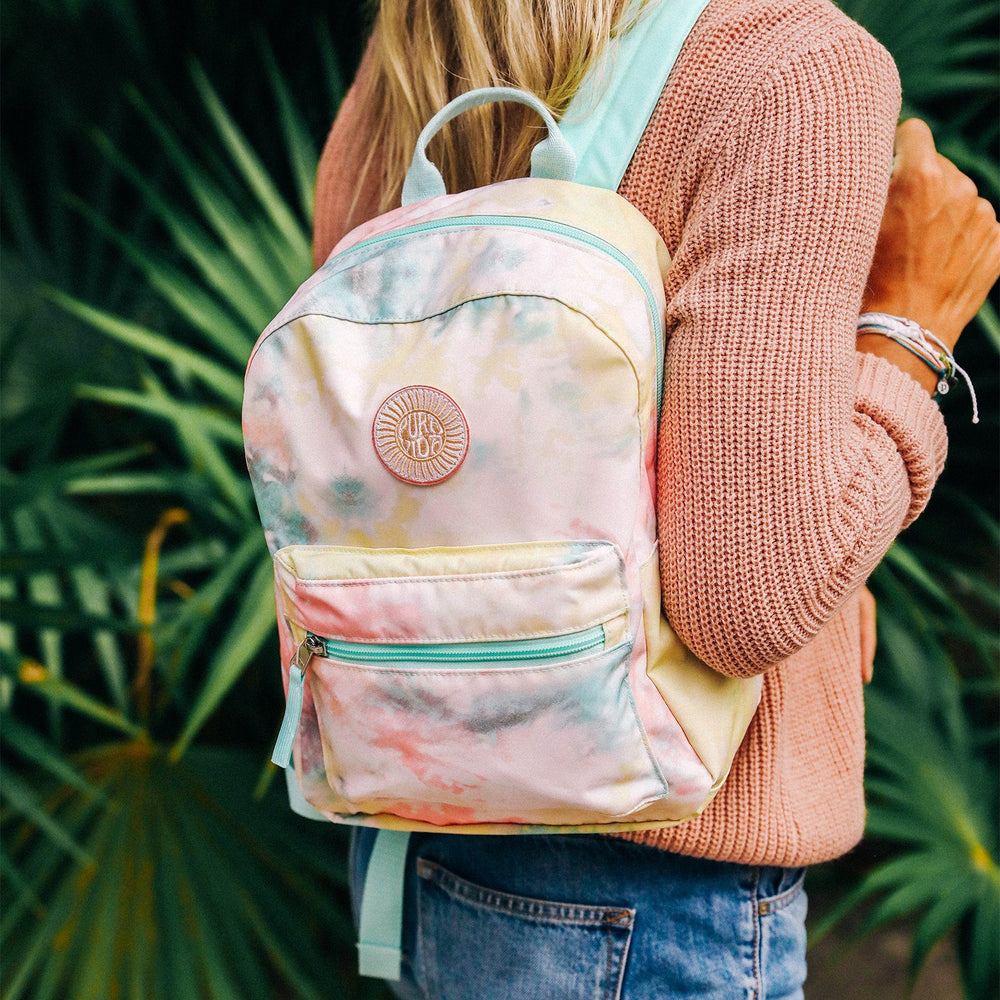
640;552;762;782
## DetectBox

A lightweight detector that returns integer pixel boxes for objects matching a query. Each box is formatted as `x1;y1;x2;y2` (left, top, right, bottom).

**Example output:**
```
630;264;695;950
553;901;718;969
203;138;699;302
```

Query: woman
311;1;1000;996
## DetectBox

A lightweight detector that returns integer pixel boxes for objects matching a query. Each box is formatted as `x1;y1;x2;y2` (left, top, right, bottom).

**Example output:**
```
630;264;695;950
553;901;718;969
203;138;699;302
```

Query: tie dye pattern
243;175;761;833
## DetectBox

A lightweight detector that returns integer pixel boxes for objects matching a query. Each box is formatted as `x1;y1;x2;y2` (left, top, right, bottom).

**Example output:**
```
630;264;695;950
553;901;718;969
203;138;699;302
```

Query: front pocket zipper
270;625;606;768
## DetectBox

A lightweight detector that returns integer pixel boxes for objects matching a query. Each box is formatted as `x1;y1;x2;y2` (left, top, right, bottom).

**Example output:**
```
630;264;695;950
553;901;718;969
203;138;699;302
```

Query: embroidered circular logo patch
372;385;469;485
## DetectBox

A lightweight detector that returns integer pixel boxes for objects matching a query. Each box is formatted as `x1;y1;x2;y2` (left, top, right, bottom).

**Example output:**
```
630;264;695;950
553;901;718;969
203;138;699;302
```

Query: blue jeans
350;829;807;999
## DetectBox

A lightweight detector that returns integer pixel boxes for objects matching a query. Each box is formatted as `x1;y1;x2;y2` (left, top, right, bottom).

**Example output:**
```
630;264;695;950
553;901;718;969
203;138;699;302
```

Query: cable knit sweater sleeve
654;28;948;679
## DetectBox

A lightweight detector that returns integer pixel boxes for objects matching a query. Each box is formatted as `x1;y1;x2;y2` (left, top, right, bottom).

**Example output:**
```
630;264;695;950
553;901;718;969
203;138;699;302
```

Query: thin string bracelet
857;313;979;424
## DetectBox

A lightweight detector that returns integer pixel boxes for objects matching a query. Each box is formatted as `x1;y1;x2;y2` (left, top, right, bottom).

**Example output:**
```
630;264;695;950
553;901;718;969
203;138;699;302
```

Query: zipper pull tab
271;634;326;768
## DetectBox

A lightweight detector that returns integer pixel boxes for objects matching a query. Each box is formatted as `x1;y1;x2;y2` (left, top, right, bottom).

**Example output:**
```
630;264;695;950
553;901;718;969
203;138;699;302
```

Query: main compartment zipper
328;215;665;412
270;624;606;768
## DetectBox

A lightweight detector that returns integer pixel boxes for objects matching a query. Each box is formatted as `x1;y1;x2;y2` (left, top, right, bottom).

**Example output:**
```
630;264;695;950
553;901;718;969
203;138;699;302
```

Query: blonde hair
355;0;646;215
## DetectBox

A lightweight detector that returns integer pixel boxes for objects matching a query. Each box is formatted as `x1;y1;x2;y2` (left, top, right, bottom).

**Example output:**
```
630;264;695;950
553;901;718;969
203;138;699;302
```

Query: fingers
966;203;1000;284
942;158;980;208
868;117;1000;347
894;119;979;212
982;203;1000;279
893;117;937;175
892;120;971;205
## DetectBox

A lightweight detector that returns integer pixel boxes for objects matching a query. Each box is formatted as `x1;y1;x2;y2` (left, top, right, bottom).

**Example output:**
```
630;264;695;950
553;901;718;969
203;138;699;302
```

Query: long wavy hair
354;0;647;215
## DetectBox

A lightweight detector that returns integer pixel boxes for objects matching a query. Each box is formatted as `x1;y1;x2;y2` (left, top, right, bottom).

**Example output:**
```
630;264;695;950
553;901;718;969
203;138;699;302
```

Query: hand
862;118;1000;351
859;585;877;684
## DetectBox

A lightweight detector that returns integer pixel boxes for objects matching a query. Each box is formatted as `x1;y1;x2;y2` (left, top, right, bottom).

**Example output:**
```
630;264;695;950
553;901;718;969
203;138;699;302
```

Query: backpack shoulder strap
559;0;712;190
357;830;411;980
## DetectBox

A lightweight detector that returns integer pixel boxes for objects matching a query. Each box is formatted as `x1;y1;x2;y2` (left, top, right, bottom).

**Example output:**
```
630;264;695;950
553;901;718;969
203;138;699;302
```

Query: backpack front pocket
271;541;668;827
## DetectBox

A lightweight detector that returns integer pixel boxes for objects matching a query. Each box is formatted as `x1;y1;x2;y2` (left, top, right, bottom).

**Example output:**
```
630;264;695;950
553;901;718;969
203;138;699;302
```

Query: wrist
856;334;940;395
856;313;979;423
860;298;960;349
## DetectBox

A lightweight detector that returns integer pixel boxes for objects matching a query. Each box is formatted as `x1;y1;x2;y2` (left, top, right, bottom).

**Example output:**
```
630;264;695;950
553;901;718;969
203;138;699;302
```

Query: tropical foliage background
1;1;997;997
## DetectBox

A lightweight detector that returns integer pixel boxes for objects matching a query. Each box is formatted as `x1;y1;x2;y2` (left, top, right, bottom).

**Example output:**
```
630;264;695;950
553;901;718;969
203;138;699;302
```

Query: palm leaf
1;771;94;867
66;194;253;366
190;63;310;264
842;0;997;118
2;743;365;1000
170;554;276;760
43;288;245;406
141;370;254;517
260;39;321;225
124;84;302;306
88;127;278;332
851;686;999;986
16;669;143;737
155;529;267;690
0;717;103;800
976;300;1000;353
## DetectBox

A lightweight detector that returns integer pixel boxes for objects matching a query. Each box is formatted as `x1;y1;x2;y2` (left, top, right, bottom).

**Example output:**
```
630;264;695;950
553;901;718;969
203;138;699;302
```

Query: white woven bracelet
857;312;979;424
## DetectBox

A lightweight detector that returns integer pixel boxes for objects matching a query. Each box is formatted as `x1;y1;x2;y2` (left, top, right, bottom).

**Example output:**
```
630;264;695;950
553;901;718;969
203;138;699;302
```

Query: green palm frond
842;0;999;216
44;289;246;407
1;39;368;999
2;744;368;1000
975;300;1000;353
170;544;275;760
863;688;997;997
41;48;321;743
0;495;138;735
810;515;1000;998
809;680;999;997
842;0;998;122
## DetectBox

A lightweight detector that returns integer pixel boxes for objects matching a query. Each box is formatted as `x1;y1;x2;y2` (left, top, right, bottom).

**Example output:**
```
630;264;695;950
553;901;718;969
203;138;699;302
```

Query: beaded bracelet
857;312;979;424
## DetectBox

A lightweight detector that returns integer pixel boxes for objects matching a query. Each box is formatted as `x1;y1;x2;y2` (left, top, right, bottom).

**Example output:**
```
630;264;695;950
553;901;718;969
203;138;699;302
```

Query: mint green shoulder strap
357;830;411;980
559;0;712;190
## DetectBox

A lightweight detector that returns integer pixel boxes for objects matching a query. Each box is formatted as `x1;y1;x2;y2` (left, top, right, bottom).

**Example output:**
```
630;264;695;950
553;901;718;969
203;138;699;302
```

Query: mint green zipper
333;215;665;412
319;625;605;664
270;624;605;768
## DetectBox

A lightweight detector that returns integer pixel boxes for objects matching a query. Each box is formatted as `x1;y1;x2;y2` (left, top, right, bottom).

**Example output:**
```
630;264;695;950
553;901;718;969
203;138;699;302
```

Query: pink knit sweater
312;0;949;866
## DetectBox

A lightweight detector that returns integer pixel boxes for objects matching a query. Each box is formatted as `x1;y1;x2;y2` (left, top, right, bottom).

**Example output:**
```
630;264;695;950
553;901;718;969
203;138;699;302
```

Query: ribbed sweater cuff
854;351;949;526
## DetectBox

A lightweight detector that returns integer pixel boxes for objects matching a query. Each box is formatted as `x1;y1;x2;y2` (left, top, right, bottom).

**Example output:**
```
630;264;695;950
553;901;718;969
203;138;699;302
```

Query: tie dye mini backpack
242;0;761;978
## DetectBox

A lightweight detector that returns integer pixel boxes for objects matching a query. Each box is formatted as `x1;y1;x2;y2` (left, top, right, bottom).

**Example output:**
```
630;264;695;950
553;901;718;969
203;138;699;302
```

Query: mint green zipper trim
318;624;606;664
271;663;305;768
269;624;607;768
334;216;664;412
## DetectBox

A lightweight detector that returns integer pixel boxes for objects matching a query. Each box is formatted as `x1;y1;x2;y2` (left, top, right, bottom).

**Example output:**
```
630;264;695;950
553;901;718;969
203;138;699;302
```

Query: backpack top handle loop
401;87;577;206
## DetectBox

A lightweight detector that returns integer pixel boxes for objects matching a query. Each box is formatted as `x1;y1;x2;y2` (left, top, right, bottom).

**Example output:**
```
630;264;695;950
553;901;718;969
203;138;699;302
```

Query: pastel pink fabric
312;0;949;865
